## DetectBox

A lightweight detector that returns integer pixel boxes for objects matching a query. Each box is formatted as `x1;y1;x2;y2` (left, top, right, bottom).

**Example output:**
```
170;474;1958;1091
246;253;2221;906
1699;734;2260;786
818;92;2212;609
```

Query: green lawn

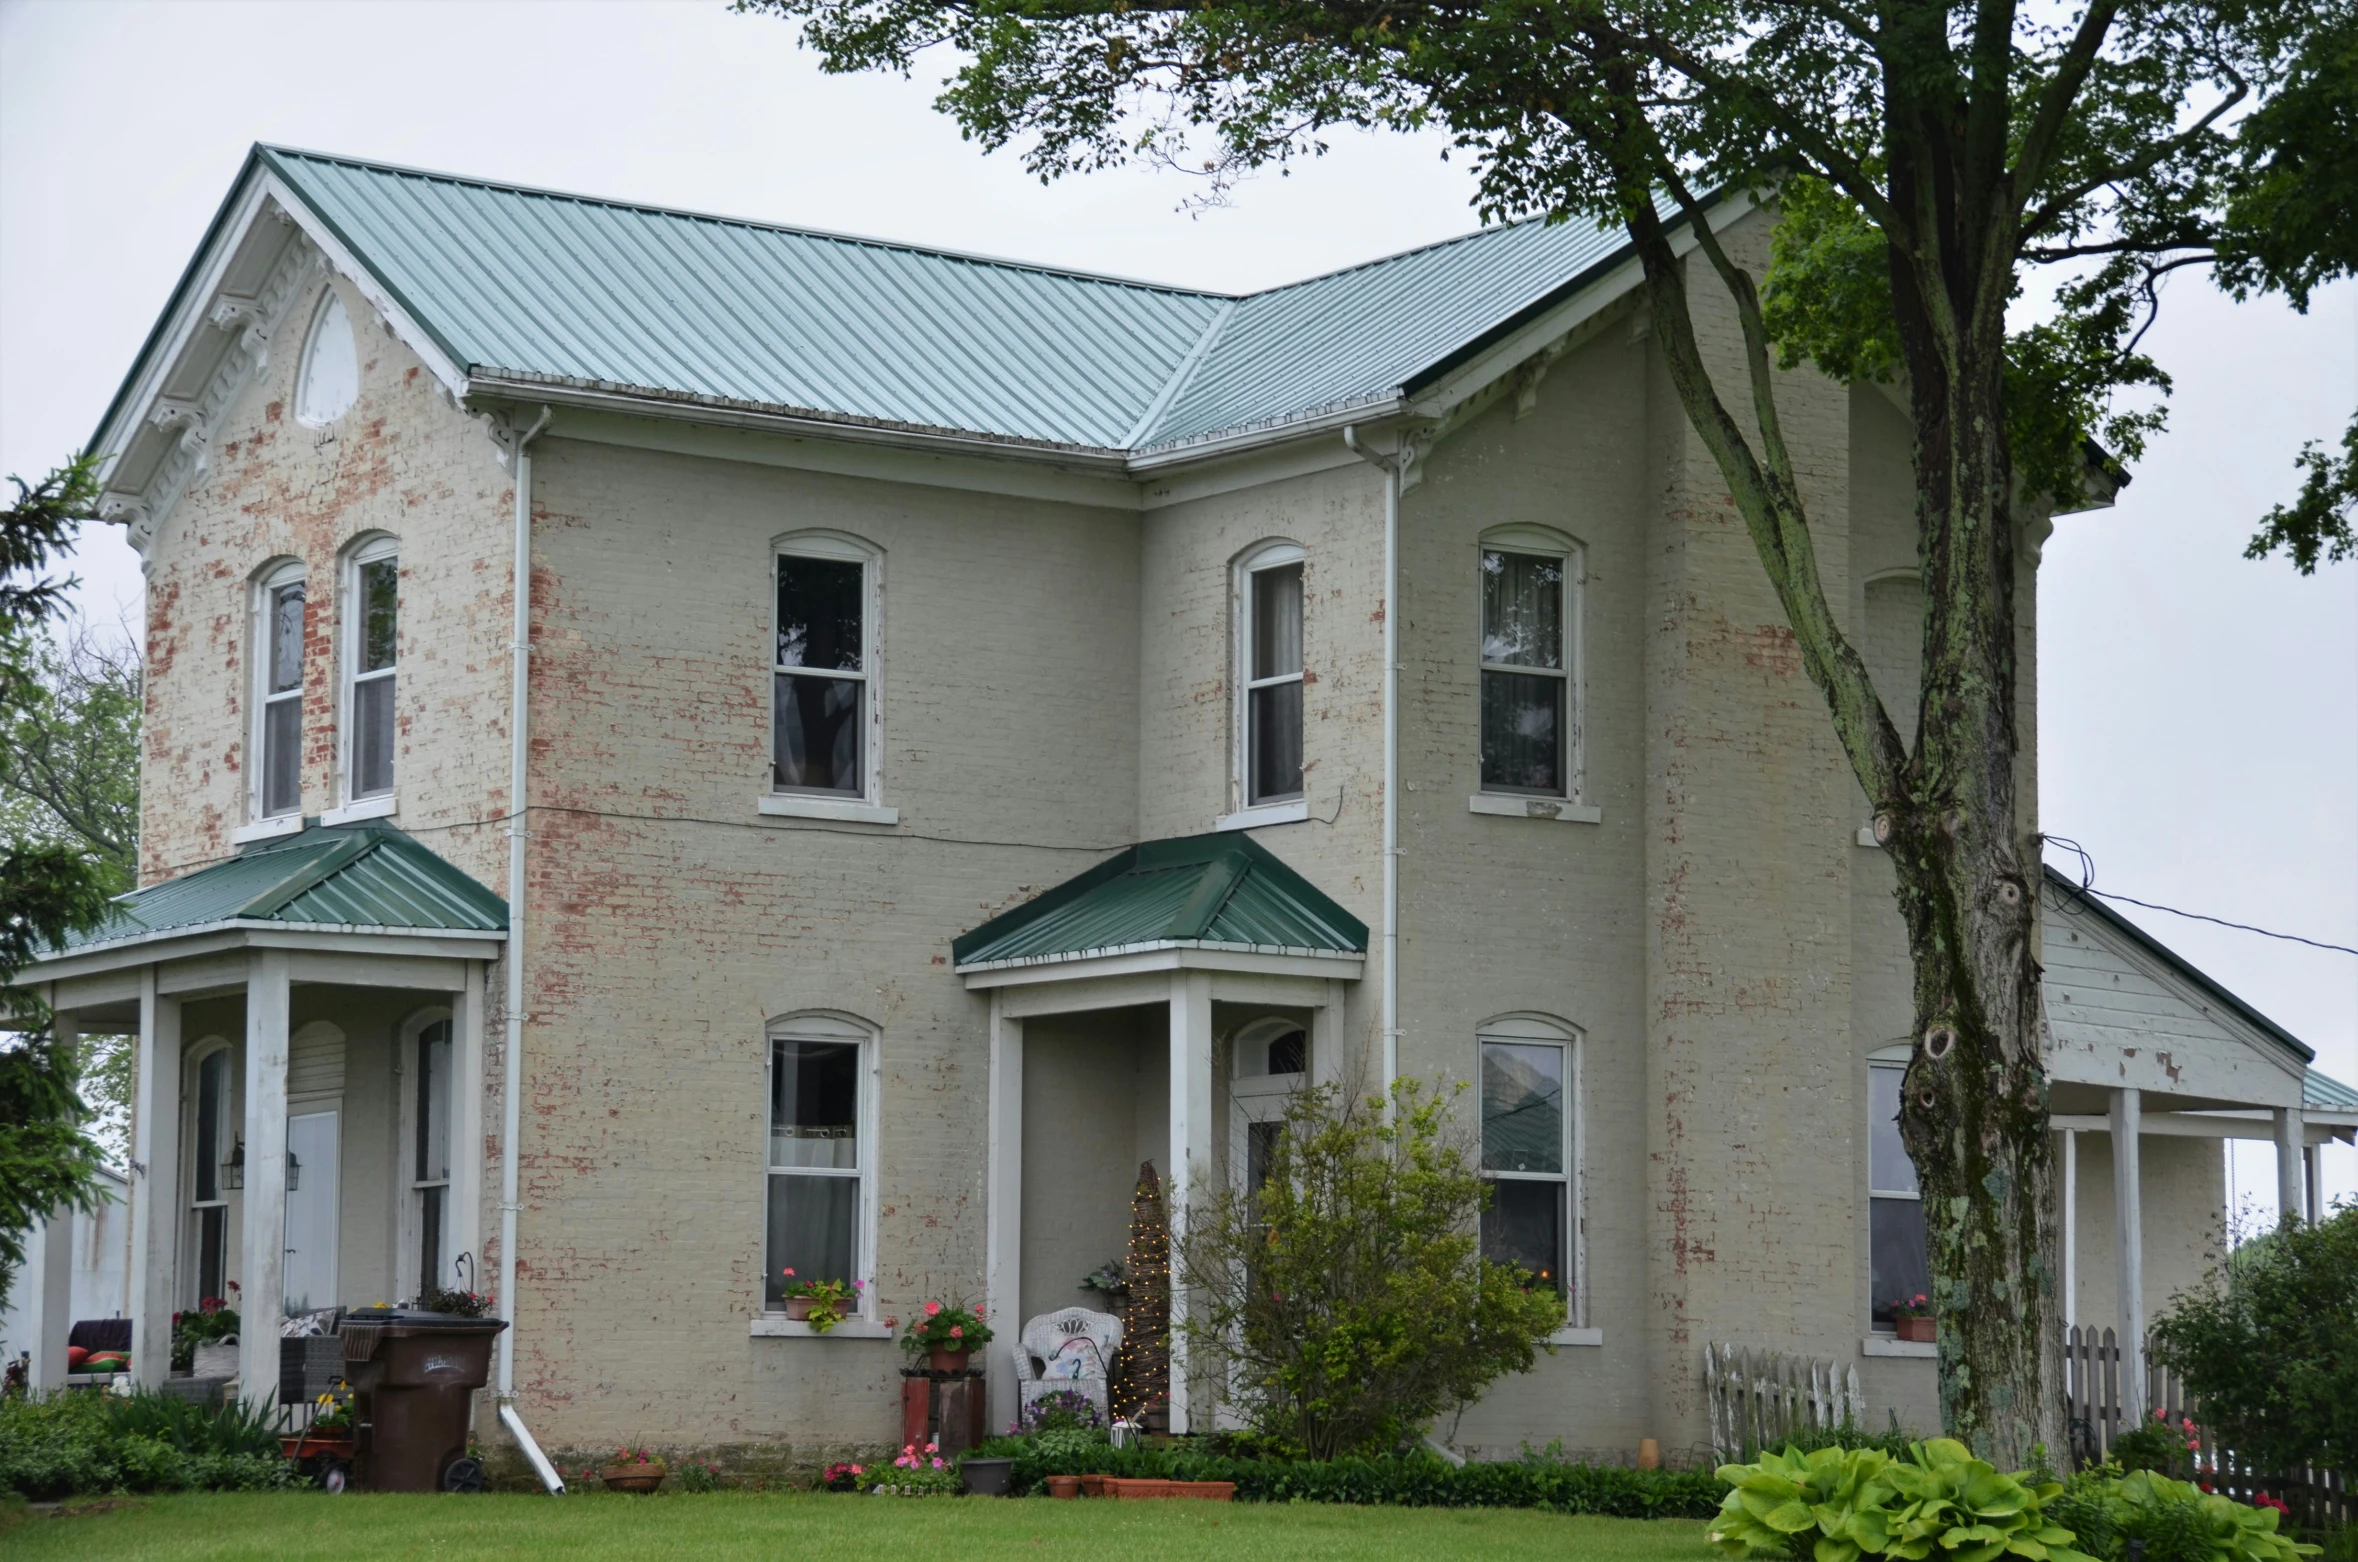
2;1489;1713;1561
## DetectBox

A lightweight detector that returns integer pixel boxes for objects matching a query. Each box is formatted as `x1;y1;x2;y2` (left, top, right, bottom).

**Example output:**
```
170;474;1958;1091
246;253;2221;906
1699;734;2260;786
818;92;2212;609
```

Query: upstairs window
1238;543;1305;810
1479;529;1582;799
344;538;398;801
1869;1059;1930;1329
295;290;358;427
1478;1017;1579;1309
255;563;306;820
773;538;876;799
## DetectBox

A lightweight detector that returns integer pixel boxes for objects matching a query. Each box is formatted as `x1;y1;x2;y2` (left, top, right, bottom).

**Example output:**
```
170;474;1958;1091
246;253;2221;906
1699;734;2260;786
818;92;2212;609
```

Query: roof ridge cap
261;144;1233;301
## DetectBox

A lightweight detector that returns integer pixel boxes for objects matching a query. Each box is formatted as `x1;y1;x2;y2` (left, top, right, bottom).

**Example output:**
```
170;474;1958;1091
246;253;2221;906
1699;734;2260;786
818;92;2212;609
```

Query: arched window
401;1009;455;1298
341;535;399;807
252;560;306;823
764;1012;878;1316
1477;1013;1582;1313
185;1040;236;1306
1477;525;1584;801
295;290;358;427
1227;540;1307;826
1230;1015;1309;1199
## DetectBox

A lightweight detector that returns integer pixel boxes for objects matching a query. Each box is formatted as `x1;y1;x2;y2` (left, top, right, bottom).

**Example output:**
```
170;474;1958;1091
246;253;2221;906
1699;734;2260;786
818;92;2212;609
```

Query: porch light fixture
286;1150;301;1193
222;1139;245;1191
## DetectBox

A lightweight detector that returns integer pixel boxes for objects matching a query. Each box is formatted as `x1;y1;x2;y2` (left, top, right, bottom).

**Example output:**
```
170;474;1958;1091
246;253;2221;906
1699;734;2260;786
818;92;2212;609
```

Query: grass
0;1489;1714;1561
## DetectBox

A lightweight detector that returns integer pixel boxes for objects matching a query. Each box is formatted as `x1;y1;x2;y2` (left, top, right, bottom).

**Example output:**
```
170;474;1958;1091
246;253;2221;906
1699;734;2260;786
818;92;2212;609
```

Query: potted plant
1888;1294;1935;1342
175;1288;242;1377
779;1270;863;1332
865;1440;959;1496
600;1446;668;1493
901;1299;992;1373
283;1387;357;1460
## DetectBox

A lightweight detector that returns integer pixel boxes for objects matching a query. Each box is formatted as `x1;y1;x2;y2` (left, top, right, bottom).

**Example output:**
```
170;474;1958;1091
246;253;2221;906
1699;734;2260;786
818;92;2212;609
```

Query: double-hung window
1478;1019;1578;1310
411;1018;452;1296
255;563;306;821
764;1022;873;1312
1479;533;1579;799
344;539;398;803
1232;543;1305;820
1868;1060;1930;1328
773;542;873;798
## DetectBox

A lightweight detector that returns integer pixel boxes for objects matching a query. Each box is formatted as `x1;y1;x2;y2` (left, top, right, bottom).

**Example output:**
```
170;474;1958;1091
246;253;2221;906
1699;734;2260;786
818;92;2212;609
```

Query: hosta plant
2046;1469;2320;1562
1709;1439;2098;1562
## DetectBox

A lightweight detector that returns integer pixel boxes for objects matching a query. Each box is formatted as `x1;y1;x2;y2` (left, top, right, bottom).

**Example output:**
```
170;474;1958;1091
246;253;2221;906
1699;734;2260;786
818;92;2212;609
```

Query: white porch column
2061;1128;2078;1332
22;1205;74;1392
2110;1087;2144;1419
128;968;183;1389
1311;979;1348;1091
2304;1143;2324;1225
2273;1107;2306;1227
238;950;292;1407
984;991;1024;1436
449;962;488;1289
1165;972;1214;1434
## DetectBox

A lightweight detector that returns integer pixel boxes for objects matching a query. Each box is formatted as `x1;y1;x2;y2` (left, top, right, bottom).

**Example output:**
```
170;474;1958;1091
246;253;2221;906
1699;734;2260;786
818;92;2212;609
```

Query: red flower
923;1301;942;1317
949;1325;964;1338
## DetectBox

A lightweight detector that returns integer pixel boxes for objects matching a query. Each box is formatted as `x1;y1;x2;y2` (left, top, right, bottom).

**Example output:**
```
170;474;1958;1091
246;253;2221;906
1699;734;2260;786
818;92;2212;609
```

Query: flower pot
1895;1316;1936;1343
927;1345;967;1374
962;1457;1014;1497
1079;1474;1110;1497
1112;1478;1175;1499
1170;1481;1236;1501
1045;1475;1082;1499
783;1296;817;1322
193;1340;239;1378
602;1465;667;1493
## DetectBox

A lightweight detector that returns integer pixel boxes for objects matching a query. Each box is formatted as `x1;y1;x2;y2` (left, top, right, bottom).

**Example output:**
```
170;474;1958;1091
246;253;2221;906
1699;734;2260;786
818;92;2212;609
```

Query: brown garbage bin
340;1307;508;1493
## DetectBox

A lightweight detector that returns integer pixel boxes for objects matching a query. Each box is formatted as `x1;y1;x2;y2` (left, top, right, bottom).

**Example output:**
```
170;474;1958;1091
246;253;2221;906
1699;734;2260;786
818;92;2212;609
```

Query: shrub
1174;1078;1564;1459
1706;1438;2093;1562
962;1431;1724;1515
0;1389;288;1500
2150;1206;2357;1480
2109;1411;2202;1479
2044;1468;2321;1562
674;1458;724;1493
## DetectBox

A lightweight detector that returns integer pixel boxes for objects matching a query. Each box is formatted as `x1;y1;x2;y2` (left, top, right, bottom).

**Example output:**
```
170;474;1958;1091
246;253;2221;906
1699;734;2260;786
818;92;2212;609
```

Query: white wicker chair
1010;1307;1123;1426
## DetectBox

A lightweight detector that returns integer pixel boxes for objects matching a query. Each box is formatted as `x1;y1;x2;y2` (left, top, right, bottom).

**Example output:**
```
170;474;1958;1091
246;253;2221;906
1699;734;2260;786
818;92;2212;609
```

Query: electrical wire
2042;836;2357;957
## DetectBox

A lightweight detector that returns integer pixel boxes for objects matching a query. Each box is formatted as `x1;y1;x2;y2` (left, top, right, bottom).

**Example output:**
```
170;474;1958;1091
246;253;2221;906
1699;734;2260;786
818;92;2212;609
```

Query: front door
283;1111;340;1313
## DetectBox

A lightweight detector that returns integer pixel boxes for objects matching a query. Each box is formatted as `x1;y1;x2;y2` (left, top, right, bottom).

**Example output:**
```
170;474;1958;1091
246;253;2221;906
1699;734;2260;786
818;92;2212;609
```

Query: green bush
1706;1439;2092;1562
2044;1469;2321;1562
2150;1207;2357;1480
961;1432;1723;1515
0;1388;290;1500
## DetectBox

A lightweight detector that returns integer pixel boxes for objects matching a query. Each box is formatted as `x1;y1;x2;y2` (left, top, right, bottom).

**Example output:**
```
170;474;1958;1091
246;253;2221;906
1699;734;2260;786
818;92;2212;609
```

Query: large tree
746;0;2352;1459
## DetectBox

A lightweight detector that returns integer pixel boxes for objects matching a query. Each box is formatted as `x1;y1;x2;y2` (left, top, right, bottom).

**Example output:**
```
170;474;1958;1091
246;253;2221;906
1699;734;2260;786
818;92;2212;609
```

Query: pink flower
924;1301;942;1317
949;1325;964;1339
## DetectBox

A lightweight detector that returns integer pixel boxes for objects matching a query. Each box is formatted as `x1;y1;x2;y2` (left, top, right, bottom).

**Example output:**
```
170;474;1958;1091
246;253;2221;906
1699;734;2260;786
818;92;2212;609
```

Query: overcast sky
5;0;2353;1217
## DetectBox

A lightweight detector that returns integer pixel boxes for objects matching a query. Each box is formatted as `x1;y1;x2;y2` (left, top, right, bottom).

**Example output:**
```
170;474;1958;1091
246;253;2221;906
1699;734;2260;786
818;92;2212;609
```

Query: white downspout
1343;425;1409;1113
498;405;550;1413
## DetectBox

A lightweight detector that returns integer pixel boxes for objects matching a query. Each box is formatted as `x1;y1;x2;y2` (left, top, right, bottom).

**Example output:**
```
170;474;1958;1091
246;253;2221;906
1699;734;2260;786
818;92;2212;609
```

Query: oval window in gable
295;290;359;426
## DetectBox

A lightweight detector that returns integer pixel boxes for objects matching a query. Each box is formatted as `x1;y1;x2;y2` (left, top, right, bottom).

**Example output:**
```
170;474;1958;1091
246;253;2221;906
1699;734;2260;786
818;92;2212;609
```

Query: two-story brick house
26;145;2351;1470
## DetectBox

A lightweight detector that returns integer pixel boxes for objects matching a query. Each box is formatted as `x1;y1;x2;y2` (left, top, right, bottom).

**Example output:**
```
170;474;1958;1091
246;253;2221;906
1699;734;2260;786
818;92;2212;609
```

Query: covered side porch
22;823;506;1404
954;834;1368;1437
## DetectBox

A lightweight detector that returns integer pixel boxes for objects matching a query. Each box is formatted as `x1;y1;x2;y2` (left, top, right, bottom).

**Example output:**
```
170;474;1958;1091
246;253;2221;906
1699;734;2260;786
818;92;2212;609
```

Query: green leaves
1709;1440;2102;1562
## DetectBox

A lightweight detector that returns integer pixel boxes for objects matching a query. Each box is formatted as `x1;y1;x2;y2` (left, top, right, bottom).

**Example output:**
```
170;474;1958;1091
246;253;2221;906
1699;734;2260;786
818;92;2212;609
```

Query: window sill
749;1316;895;1340
1548;1327;1604;1347
230;815;304;845
758;794;900;826
1216;799;1309;831
1861;1336;1936;1359
322;795;396;826
1468;794;1601;824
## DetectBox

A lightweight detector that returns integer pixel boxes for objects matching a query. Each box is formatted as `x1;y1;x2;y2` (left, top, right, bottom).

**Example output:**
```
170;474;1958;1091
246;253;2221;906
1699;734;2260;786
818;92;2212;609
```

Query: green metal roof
2307;1068;2358;1113
154;146;1664;458
60;823;506;953
953;834;1366;970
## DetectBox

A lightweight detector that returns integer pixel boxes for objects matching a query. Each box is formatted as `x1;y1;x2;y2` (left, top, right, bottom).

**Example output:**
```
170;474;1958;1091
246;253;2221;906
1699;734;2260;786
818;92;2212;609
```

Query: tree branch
2012;0;2125;201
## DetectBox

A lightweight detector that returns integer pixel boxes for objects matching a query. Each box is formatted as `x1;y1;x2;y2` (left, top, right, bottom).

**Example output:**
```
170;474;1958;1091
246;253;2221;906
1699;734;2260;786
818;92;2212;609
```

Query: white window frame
1866;1047;1926;1337
294;288;359;429
239;559;308;841
1229;1015;1309;1195
328;534;399;822
1470;525;1597;825
760;533;896;826
1477;1013;1595;1342
1220;540;1309;831
760;1013;881;1326
396;1008;455;1301
182;1038;237;1310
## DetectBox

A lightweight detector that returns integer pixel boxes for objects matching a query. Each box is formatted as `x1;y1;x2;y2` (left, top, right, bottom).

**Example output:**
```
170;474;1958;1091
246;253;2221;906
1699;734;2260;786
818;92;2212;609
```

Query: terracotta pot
927;1345;968;1374
784;1296;817;1322
1170;1481;1236;1502
1114;1479;1175;1499
1895;1315;1936;1343
602;1465;666;1493
1045;1475;1082;1499
1079;1474;1109;1497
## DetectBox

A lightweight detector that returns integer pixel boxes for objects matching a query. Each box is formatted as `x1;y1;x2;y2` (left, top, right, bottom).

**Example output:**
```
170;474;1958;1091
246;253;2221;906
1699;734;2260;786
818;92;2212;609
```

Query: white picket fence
1703;1342;1865;1459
